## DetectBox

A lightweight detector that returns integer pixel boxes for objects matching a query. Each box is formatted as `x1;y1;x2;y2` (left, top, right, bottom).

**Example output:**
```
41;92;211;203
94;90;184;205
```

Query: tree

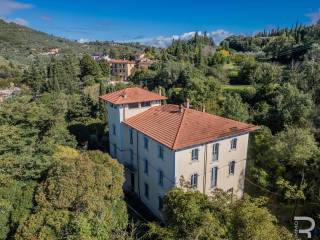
221;93;250;122
98;59;110;77
248;126;319;210
80;54;101;78
15;147;128;240
231;197;294;240
268;83;313;131
145;188;293;240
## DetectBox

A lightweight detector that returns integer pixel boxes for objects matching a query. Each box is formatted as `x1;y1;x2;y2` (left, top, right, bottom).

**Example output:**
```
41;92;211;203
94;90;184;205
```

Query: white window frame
191;148;199;161
231;138;237;150
211;167;218;188
190;173;198;188
212;143;219;161
229;161;235;175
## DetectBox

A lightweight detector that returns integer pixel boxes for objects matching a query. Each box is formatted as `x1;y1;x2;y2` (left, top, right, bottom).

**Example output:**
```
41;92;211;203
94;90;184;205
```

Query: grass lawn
222;84;255;91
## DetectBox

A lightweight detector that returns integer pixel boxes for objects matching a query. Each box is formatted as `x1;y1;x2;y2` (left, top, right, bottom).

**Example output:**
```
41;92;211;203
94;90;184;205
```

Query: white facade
107;101;250;220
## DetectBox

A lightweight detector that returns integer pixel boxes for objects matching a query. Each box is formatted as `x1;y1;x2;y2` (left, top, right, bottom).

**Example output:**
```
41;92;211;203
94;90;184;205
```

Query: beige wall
111;63;135;81
123;100;161;120
175;133;249;198
107;99;251;219
122;125;175;219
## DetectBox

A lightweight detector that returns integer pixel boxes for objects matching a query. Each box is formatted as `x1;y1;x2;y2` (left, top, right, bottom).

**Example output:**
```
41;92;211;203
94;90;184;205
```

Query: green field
222;84;255;91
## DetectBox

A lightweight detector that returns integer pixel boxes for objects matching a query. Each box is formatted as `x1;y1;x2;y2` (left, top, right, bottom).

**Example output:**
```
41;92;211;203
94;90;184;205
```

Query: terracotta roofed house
108;59;135;81
100;87;259;220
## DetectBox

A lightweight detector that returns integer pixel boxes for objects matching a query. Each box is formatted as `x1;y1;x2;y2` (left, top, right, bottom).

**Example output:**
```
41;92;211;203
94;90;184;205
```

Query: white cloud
131;29;232;48
11;17;28;26
306;9;320;24
0;0;32;15
1;17;29;26
78;38;90;43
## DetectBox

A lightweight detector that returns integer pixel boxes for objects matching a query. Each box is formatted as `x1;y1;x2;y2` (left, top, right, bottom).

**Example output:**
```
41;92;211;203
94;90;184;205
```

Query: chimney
123;93;127;99
158;86;162;96
179;104;184;113
186;98;190;109
202;105;206;112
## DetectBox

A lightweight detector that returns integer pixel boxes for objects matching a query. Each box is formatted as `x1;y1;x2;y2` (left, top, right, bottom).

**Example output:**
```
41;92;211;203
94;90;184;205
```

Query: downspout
203;143;208;194
136;131;141;198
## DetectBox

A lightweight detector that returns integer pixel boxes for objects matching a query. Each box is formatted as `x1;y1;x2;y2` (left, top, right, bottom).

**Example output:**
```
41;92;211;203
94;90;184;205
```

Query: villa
100;87;258;219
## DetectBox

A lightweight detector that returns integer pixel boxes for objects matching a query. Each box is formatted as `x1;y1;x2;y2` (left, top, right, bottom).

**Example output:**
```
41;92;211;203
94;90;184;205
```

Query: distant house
134;52;155;69
108;59;135;81
92;53;110;61
41;48;60;56
100;87;259;220
0;86;21;102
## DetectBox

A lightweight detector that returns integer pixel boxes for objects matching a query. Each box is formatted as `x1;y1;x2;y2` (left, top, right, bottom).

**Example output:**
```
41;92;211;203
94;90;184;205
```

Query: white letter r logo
294;216;315;238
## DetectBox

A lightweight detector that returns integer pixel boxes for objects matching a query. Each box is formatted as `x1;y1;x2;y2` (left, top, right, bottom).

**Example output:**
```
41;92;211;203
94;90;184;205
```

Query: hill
0;20;145;65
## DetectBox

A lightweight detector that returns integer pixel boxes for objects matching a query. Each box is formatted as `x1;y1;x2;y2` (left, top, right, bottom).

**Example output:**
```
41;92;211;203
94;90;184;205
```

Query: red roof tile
99;87;167;104
124;105;259;150
108;59;135;64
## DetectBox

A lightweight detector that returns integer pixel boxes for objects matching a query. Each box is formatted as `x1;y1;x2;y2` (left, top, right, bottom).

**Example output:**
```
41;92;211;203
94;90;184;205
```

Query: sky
0;0;320;47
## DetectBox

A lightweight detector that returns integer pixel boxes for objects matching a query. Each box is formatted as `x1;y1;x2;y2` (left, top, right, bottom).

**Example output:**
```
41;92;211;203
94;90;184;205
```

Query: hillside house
100;87;258;219
108;59;135;81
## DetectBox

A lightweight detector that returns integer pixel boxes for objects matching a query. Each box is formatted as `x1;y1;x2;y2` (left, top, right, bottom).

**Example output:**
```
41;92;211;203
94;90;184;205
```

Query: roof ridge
172;107;187;149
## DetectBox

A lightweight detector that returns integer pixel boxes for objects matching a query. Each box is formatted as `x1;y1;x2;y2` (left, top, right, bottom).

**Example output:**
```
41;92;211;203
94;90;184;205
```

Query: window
112;124;116;135
130;129;133;144
229;161;235;175
141;101;151;107
212;143;219;161
190;173;198;188
130;149;134;163
231;138;237;150
144;183;149;199
158;170;164;187
113;144;117;158
128;103;139;109
158;145;164;159
191;148;199;161
211;167;218;188
144;137;149;150
144;159;148;174
158;196;163;210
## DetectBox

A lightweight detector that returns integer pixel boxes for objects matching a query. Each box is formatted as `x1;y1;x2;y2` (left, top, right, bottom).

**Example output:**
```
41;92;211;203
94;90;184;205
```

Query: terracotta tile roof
99;87;167;105
108;59;135;64
124;104;259;150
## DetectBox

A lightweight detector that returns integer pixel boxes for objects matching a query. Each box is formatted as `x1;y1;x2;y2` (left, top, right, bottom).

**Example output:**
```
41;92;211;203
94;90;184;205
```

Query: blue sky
1;0;320;46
